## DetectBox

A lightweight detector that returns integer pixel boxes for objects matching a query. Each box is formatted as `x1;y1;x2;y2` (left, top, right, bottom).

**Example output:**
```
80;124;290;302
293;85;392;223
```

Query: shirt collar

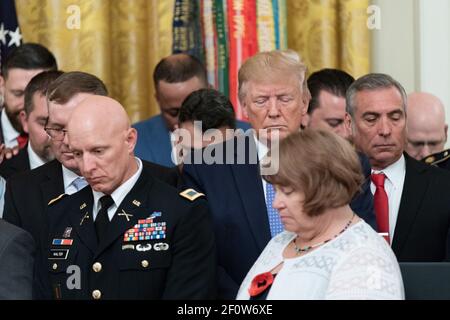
92;157;143;212
253;133;269;161
62;165;82;191
27;143;46;170
1;109;19;148
372;154;406;187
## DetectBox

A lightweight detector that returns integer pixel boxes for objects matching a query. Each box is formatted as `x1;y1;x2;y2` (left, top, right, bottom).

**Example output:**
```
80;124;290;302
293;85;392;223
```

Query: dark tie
17;133;28;149
95;195;114;243
371;173;390;243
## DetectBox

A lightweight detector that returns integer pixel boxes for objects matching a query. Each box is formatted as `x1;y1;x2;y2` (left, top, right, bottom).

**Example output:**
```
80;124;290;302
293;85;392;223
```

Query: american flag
0;0;22;69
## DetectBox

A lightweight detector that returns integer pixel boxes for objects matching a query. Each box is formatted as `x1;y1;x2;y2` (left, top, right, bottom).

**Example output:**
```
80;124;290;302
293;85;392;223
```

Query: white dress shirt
1;109;19;148
370;154;406;241
254;134;270;198
27;143;46;170
62;165;87;195
92;157;143;222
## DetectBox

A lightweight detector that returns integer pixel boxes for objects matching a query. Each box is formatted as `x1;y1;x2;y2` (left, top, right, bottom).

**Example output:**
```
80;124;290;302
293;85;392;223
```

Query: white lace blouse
236;220;405;300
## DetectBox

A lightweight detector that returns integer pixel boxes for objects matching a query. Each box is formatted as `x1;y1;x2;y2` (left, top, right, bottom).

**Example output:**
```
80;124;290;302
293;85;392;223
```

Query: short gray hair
346;73;407;118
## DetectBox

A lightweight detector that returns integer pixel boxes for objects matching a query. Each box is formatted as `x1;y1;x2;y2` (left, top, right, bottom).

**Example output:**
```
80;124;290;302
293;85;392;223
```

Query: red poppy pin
248;271;274;297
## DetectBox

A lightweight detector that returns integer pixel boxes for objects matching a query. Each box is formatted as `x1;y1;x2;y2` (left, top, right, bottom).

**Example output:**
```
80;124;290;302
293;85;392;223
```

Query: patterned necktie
95;195;114;243
17;133;28;149
371;173;390;243
72;177;87;192
265;182;284;237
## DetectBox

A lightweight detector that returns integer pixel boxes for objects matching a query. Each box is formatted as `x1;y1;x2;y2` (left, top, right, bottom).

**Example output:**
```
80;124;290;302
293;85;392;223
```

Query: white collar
62;165;82;191
372;154;406;187
27;143;46;170
253;133;269;161
92;157;143;216
1;109;19;148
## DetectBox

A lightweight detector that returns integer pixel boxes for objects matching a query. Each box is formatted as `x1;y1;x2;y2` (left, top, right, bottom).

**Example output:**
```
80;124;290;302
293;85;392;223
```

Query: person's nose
81;153;96;174
267;97;280;118
377;117;391;137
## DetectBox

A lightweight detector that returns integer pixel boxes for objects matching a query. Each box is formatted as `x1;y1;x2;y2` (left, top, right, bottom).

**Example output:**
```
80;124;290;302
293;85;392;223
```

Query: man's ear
19;110;29;134
301;113;310;128
445;124;448;142
126;127;138;154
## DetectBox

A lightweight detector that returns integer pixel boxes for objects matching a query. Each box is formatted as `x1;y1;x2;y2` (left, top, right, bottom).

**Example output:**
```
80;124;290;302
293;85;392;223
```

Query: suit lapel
392;155;429;254
95;172;154;257
69;189;98;254
231;135;271;251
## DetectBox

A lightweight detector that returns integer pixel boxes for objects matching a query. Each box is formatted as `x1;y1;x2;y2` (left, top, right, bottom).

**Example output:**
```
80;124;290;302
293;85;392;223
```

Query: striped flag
171;0;287;120
0;0;22;69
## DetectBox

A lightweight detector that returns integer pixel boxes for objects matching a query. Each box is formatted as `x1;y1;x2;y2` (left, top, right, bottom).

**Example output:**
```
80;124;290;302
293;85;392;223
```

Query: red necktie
17;133;28;149
371;173;390;243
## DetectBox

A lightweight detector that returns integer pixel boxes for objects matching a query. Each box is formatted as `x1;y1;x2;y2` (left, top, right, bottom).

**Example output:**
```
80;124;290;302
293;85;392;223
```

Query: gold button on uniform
52;263;58;270
92;290;102;300
92;262;102;273
141;260;149;268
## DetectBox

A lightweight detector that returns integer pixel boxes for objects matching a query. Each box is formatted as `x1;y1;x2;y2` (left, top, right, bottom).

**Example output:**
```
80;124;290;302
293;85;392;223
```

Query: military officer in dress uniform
35;96;217;299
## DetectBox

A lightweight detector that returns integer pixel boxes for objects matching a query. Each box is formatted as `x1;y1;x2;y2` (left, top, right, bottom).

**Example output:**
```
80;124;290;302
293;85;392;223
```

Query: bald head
68;95;130;135
406;92;447;160
68;96;138;194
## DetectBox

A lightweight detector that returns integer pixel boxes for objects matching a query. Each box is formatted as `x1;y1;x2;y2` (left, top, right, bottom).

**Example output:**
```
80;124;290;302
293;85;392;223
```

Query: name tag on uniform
49;249;69;260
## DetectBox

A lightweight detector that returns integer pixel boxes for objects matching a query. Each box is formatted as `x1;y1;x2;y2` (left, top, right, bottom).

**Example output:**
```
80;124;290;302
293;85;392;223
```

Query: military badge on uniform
49;249;69;260
153;242;169;251
118;209;133;222
179;188;205;201
123;218;167;242
132;200;141;207
52;239;73;246
63;227;72;238
136;243;152;252
150;211;162;218
122;244;135;250
80;212;90;226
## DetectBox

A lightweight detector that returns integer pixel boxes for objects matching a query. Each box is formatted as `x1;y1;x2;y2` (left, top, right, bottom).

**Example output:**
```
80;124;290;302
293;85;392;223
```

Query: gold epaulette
179;188;205;202
423;149;450;166
48;193;66;206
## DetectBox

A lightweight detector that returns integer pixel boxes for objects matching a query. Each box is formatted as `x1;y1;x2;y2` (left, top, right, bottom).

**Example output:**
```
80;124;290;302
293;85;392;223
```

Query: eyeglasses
45;127;68;141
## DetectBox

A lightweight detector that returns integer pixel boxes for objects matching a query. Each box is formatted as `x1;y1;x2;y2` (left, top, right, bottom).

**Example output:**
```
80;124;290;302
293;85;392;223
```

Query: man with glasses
3;71;109;256
133;53;249;167
0;71;63;180
406;92;448;161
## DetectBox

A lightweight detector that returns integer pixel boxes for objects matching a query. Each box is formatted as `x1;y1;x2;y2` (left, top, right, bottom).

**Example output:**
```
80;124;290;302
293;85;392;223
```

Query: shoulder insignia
423;149;450;166
48;193;67;206
179;188;205;202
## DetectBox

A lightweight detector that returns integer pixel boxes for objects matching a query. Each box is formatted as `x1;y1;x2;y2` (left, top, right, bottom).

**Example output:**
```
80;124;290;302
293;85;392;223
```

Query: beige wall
371;0;450;148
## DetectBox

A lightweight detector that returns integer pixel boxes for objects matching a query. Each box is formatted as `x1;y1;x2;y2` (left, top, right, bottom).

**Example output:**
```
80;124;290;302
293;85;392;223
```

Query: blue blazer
182;135;375;299
133;114;251;168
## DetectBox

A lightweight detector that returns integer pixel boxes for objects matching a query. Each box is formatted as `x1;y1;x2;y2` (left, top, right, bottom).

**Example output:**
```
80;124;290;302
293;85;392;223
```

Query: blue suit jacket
133;114;251;168
182;135;375;299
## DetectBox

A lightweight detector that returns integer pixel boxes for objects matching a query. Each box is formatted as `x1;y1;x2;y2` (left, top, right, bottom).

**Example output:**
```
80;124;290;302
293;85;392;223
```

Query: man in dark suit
304;68;376;229
182;50;375;298
0;219;35;299
133;53;250;168
36;95;216;299
0;43;57;150
348;73;450;261
0;70;63;179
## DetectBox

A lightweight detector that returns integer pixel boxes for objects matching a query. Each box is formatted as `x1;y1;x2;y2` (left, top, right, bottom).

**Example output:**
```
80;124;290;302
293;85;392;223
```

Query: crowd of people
0;42;449;300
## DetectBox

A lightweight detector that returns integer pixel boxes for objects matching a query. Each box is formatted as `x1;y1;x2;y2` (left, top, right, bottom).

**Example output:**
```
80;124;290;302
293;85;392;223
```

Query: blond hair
238;50;310;103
